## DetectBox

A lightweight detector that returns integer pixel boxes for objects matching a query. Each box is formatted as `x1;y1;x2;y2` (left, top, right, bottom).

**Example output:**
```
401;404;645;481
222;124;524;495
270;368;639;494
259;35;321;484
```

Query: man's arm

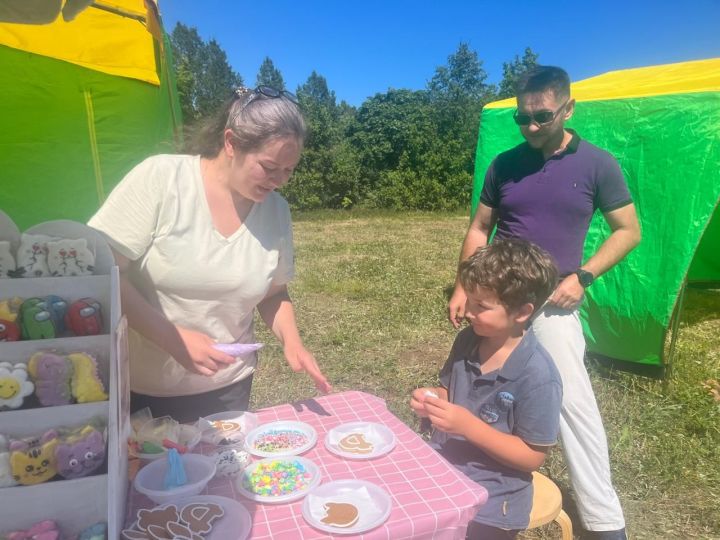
447;203;498;327
550;203;641;309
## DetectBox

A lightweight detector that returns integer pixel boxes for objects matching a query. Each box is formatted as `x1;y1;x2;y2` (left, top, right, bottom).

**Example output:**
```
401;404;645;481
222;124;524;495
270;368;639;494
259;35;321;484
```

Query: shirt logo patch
479;403;500;424
496;391;515;410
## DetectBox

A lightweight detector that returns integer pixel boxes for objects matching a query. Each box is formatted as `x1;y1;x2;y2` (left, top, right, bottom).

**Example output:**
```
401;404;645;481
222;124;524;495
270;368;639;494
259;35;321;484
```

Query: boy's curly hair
459;238;559;312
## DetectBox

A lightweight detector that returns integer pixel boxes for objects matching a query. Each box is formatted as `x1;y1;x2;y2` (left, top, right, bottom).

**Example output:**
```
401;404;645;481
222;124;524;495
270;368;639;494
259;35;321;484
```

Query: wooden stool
527;471;573;539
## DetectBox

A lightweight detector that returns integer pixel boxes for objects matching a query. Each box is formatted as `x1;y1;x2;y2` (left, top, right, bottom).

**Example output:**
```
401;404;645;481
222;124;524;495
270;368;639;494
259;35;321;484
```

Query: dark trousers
130;375;254;423
466;521;520;540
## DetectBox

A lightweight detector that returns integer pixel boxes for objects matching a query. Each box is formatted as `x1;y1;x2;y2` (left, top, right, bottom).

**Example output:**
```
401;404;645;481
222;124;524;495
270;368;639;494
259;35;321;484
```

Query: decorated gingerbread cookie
321;502;360;528
338;433;374;454
123;501;225;539
179;502;224;534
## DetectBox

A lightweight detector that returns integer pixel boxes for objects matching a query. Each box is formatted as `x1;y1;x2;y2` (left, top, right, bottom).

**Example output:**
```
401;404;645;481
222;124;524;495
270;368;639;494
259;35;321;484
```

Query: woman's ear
514;302;535;325
223;129;236;157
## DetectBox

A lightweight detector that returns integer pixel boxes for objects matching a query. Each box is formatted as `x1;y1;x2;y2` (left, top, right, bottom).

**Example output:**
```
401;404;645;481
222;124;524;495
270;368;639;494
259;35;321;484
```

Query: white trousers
532;306;626;531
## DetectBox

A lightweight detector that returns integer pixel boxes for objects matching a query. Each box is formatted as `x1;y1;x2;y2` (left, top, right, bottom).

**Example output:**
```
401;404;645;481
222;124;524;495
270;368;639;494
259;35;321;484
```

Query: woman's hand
284;344;332;393
423;396;473;436
169;326;236;376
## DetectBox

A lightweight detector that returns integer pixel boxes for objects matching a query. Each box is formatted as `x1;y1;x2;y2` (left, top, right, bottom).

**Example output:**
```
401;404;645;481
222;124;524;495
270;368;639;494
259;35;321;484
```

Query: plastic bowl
133;453;216;504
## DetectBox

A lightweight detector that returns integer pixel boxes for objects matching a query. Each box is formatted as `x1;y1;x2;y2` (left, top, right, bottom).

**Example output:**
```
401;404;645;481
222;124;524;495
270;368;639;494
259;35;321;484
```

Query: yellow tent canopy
0;0;160;84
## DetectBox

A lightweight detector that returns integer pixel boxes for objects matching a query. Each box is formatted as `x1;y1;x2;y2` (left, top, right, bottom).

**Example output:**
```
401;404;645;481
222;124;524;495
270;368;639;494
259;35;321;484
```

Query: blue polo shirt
479;130;633;276
429;327;562;530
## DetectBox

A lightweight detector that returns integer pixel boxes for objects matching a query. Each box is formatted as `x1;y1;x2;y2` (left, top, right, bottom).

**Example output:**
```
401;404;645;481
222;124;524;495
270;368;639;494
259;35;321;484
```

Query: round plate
244;420;317;457
236;456;321;504
302;479;392;535
324;422;396;460
126;494;252;540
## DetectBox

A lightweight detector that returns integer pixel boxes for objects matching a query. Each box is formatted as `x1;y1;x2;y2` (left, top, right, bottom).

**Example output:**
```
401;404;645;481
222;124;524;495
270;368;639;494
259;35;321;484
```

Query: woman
89;86;331;422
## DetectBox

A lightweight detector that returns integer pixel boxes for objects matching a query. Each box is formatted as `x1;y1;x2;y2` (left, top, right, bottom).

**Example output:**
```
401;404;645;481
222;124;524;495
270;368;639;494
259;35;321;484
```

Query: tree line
170;23;538;211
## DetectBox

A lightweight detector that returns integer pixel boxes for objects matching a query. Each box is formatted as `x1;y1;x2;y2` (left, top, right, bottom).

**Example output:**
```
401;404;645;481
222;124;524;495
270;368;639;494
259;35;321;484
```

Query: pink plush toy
6;520;60;540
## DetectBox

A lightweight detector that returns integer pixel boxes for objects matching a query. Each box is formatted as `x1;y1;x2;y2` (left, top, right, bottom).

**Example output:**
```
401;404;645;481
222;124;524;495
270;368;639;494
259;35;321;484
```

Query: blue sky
160;0;720;106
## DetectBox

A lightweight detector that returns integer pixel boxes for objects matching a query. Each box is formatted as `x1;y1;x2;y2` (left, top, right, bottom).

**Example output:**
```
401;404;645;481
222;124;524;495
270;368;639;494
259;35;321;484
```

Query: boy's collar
466;329;538;381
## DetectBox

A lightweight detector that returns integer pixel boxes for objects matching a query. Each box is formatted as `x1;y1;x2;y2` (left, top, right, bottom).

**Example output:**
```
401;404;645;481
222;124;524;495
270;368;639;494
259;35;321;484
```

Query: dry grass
251;210;720;540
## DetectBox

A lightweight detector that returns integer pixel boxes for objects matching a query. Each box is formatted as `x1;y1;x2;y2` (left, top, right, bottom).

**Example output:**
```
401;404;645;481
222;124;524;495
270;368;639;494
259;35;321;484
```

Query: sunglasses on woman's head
513;99;569;126
234;85;299;109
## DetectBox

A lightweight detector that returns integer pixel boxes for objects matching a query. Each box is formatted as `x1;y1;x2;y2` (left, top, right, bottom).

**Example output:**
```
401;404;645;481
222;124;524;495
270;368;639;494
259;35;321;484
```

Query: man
448;66;641;540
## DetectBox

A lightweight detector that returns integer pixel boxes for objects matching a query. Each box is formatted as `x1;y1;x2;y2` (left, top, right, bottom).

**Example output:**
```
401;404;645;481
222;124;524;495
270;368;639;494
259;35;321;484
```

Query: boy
411;238;562;539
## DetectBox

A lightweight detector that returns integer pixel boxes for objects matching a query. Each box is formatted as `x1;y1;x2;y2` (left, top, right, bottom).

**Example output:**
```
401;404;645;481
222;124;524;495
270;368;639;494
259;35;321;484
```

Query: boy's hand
410;387;444;417
424;396;474;436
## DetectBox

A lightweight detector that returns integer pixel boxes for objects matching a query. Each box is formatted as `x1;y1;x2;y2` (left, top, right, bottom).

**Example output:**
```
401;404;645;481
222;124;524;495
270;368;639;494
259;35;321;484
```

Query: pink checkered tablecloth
125;390;488;539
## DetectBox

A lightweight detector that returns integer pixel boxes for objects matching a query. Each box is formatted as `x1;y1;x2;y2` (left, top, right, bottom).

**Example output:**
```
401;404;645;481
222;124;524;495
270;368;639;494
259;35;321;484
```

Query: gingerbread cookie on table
321;501;360;528
122;501;224;540
338;433;374;454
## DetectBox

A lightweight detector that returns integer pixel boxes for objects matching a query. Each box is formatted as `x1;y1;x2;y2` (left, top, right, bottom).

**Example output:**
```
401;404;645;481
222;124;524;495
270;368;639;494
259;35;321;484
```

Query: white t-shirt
89;154;294;396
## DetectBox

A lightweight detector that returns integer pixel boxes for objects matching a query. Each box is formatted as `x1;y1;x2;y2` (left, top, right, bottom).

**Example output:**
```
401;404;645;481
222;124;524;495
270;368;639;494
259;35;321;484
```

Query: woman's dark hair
183;90;306;157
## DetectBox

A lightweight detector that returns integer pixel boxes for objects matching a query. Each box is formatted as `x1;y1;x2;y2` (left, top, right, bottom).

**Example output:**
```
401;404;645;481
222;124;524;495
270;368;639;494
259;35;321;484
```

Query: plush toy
47;237;95;277
67;352;108;403
9;430;59;485
19;297;57;340
28;352;74;406
55;425;106;479
0;362;34;409
5;519;61;540
14;233;53;278
65;298;102;336
77;522;107;540
0;433;17;487
0;240;16;278
0;296;23;322
42;295;69;334
0;318;21;341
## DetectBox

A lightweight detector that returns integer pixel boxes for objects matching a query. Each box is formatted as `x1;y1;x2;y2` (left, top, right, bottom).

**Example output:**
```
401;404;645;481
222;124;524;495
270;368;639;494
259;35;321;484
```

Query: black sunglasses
513;99;569;126
234;85;299;109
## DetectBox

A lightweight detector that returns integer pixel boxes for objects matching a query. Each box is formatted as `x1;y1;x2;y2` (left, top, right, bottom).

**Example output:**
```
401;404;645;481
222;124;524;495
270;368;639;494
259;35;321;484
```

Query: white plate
244;420;317;457
236;456;321;504
197;411;259;444
302;479;392;535
324;422;396;460
125;494;252;540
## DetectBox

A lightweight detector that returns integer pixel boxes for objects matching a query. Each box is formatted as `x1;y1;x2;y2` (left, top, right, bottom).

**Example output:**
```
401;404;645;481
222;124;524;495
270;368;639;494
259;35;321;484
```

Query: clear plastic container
133;453;216;504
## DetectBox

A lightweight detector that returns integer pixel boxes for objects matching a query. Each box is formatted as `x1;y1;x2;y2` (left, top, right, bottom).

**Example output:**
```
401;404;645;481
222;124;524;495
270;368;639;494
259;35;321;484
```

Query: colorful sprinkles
242;459;313;497
253;429;309;453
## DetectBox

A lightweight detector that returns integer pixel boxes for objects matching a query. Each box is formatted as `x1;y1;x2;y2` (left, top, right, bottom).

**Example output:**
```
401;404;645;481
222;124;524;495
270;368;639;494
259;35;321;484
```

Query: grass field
251;210;720;540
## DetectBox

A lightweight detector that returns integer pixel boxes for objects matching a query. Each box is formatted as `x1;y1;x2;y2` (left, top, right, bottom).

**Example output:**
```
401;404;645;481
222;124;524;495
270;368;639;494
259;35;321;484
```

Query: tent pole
665;278;687;387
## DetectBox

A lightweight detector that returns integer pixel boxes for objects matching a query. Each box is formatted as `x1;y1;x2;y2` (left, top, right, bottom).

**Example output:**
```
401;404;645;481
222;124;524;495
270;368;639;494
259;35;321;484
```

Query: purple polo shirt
480;130;632;276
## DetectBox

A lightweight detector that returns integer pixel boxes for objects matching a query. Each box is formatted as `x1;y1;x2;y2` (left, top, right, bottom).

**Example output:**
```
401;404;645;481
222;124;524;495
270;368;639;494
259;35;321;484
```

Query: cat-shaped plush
0;362;34;409
14;233;53;278
0;433;17;487
46;237;95;277
0;240;16;278
55;426;106;479
28;352;73;406
9;430;59;485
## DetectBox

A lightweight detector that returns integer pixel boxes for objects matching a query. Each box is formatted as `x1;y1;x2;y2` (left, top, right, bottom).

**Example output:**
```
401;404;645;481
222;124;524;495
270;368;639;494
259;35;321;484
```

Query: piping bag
163;448;187;490
213;342;264;356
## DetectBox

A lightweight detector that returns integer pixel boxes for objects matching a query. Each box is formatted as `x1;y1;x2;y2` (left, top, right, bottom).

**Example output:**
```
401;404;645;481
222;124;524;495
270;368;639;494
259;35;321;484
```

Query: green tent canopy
0;0;181;230
473;58;720;367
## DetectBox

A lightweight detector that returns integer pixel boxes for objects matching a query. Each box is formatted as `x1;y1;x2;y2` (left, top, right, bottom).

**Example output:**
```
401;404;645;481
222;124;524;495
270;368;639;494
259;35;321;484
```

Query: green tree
170;23;243;123
282;71;361;209
255;57;285;90
497;47;539;99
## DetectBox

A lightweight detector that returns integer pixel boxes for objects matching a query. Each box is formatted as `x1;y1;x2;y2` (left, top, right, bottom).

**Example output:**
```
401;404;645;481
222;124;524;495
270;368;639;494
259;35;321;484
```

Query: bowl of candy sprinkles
244;420;317;457
236;456;321;503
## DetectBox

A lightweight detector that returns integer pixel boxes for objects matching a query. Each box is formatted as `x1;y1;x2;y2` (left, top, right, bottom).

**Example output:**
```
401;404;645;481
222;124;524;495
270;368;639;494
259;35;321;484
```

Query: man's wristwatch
575;268;595;288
